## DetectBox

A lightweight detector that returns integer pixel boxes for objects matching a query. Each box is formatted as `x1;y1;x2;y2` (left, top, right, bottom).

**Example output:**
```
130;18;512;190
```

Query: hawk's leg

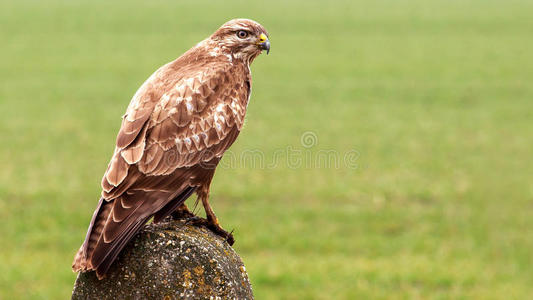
193;187;235;246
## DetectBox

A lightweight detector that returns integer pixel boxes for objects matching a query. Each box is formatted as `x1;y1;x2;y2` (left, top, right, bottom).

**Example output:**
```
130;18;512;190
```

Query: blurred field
1;0;532;299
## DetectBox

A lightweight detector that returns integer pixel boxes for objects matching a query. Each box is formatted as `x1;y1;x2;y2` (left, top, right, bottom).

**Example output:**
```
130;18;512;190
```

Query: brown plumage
72;19;270;279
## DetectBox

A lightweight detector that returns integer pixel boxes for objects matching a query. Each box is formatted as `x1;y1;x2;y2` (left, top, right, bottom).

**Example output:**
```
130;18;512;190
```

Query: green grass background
1;0;532;298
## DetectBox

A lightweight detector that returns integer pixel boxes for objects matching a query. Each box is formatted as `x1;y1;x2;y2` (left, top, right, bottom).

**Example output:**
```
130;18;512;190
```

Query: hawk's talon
186;216;235;246
170;209;196;221
224;229;235;246
185;216;207;226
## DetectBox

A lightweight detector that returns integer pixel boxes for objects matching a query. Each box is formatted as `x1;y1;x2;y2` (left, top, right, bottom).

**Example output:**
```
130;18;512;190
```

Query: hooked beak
257;33;270;54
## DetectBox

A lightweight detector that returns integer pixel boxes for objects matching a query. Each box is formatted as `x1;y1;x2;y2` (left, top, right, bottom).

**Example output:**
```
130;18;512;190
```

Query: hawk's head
210;19;270;63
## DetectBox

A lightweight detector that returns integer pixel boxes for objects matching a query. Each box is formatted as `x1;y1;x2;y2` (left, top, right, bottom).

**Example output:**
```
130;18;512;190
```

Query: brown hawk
72;19;270;279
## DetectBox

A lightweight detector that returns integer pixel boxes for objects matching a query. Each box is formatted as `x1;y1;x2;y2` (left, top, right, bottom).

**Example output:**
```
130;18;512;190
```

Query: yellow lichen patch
193;266;204;276
181;269;192;288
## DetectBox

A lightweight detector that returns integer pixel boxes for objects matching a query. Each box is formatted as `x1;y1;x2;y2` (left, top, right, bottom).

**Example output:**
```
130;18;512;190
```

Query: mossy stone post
71;219;253;299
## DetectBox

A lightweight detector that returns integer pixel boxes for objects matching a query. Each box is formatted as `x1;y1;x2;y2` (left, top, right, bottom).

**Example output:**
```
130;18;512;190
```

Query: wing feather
104;152;129;187
133;64;248;177
103;61;249;185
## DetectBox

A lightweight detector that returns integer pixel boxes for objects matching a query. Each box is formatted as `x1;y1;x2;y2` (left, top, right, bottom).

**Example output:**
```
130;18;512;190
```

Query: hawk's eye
236;30;248;39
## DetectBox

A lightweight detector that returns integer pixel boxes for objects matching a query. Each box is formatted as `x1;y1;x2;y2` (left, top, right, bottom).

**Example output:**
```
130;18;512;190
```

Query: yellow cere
259;33;267;43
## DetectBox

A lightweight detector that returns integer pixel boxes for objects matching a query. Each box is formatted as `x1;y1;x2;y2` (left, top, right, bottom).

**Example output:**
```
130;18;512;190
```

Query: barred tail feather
72;197;113;272
72;186;195;279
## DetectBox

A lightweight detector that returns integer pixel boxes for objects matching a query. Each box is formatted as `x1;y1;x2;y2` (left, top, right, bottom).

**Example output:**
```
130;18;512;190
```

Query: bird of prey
72;19;270;279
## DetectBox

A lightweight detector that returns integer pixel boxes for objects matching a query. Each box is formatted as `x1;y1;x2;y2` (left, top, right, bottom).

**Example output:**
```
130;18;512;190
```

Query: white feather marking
175;83;185;94
160;94;171;107
185;78;194;87
184;137;192;151
125;113;136;122
209;47;220;57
